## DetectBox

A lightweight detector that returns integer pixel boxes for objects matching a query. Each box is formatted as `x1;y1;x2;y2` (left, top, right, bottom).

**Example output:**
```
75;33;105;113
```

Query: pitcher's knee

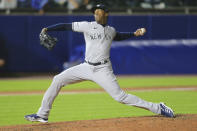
113;96;123;103
53;75;61;83
52;74;66;87
112;92;128;104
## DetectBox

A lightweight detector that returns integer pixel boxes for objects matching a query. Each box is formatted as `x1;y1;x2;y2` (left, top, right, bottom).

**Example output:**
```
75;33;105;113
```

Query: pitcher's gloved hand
39;28;58;50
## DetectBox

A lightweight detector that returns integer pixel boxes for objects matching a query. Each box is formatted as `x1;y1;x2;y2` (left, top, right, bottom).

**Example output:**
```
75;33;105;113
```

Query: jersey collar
95;21;107;27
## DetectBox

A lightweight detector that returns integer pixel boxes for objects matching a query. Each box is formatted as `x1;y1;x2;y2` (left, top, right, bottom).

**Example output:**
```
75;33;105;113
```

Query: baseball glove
39;32;58;50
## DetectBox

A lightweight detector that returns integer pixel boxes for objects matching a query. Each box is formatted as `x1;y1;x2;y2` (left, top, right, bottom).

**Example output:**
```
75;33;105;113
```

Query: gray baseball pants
37;61;161;119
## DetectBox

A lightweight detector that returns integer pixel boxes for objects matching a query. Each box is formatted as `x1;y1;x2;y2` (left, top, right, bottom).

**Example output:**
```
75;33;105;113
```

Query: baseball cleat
24;114;48;123
160;103;174;118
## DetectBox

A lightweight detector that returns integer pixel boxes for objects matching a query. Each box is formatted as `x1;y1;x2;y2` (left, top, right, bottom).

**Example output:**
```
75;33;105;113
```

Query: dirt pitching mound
1;114;197;131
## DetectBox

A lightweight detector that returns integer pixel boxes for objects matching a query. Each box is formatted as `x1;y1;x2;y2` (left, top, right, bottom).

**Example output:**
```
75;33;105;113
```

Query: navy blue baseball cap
91;4;109;13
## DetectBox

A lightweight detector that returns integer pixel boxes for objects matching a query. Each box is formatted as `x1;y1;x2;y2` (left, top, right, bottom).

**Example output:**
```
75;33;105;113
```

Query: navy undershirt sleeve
46;23;72;31
113;32;135;41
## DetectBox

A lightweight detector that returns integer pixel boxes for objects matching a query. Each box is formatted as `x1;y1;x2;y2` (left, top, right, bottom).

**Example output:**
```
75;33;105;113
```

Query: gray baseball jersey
72;21;116;63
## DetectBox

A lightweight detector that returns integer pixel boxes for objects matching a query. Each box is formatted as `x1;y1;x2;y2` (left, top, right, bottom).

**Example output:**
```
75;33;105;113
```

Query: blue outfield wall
0;15;197;74
110;40;197;74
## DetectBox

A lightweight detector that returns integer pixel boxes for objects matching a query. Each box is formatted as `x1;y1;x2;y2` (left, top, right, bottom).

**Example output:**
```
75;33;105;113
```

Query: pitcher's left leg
93;66;161;114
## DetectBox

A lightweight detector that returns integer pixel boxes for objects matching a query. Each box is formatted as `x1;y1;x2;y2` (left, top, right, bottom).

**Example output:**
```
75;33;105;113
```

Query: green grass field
0;76;197;92
0;76;197;126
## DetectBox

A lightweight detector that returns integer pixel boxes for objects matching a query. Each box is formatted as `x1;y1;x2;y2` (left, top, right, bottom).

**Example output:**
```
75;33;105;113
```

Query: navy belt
85;60;108;66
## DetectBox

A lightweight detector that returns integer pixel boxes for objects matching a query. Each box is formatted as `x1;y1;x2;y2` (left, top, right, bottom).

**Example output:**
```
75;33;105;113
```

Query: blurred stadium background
0;0;197;76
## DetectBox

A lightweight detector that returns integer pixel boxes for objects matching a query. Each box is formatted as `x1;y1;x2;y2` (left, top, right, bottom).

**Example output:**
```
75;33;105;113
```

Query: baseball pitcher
25;4;174;123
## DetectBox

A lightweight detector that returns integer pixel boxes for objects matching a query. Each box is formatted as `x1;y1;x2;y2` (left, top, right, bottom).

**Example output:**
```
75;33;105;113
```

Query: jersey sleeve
111;27;117;39
72;21;89;33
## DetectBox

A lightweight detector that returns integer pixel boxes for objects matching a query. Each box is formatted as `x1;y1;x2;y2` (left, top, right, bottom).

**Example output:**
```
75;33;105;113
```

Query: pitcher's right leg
93;65;161;115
